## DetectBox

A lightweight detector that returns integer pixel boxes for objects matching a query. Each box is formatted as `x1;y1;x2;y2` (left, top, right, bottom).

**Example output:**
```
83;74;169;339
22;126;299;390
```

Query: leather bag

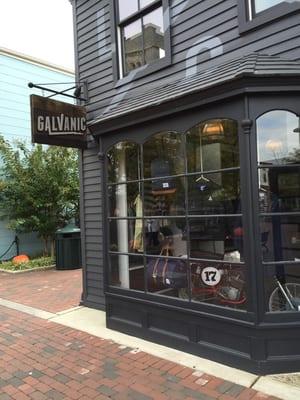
147;246;187;289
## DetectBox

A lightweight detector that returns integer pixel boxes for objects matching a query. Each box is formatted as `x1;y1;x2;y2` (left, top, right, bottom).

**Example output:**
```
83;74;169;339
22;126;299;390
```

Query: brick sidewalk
0;269;82;313
0;305;279;400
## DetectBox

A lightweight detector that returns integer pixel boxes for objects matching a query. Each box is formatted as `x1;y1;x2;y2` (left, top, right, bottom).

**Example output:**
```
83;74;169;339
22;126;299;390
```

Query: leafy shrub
0;257;54;271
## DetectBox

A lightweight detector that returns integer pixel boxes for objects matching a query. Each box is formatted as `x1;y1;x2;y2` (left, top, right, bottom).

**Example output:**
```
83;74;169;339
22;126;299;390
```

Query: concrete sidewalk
0;269;298;400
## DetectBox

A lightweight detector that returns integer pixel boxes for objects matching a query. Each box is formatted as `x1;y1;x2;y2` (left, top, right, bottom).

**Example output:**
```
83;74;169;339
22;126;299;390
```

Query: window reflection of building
124;23;165;73
257;111;300;266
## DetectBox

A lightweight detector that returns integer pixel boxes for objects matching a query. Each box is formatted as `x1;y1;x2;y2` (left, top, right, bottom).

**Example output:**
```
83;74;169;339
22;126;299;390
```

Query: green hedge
0;257;54;271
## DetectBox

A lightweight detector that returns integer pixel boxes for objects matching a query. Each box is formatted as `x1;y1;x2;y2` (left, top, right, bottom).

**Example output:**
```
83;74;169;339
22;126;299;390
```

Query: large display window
256;110;300;312
107;120;247;310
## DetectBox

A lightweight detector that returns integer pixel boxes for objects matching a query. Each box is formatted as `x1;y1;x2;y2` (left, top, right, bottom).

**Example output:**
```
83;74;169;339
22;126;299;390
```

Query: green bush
0;256;54;271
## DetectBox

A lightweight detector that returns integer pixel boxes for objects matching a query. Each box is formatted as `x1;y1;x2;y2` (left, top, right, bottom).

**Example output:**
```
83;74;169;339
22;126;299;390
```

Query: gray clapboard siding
74;0;300;309
87;272;104;282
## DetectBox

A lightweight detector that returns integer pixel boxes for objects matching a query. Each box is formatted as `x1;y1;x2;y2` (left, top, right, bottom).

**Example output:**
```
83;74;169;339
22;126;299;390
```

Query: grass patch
0;257;54;271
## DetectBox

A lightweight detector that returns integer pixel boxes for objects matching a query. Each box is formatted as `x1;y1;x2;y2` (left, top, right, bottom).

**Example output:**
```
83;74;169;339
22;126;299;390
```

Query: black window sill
114;56;171;89
238;2;300;34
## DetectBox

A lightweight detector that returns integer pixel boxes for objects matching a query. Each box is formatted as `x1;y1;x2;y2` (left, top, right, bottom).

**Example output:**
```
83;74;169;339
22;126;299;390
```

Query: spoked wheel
269;283;300;312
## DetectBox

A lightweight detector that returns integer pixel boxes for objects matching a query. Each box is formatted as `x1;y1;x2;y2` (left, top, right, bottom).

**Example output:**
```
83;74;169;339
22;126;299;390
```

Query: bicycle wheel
269;283;300;312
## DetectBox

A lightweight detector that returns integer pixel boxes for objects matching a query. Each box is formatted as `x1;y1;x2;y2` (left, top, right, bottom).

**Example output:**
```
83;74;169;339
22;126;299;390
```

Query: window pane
188;171;241;215
109;219;143;253
145;218;187;256
118;0;138;20
187;119;239;173
110;254;144;291
144;177;186;216
257;110;300;166
143;132;184;178
184;261;246;310
107;142;140;183
258;167;300;213
140;0;156;8
260;215;300;262
189;217;244;262
143;6;165;64
254;0;285;14
123;19;144;74
146;256;188;299
108;183;142;217
265;263;300;313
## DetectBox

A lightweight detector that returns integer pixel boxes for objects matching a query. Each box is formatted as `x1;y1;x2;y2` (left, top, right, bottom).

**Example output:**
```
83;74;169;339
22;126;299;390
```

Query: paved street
0;269;280;399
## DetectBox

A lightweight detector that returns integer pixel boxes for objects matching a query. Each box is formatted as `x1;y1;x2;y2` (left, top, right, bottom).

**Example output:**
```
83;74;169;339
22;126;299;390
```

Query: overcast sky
0;0;75;70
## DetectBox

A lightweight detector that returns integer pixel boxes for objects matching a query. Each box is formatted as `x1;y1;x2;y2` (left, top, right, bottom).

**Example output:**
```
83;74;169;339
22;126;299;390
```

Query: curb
253;377;300;400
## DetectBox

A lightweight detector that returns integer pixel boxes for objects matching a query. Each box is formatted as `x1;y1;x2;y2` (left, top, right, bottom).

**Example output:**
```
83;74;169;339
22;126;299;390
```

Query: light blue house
0;47;74;260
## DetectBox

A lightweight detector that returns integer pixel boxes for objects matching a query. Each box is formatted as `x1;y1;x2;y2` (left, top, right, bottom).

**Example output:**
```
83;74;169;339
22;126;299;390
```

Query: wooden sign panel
30;95;87;148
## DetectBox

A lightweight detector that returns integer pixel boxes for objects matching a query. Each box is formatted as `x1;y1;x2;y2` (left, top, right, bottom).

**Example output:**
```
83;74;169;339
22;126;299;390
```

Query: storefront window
143;131;184;178
107;120;246;309
107;141;140;183
257;110;300;311
265;263;300;313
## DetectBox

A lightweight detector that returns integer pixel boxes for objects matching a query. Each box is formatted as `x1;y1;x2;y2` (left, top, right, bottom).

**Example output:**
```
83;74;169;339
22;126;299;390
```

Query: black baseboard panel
106;293;300;375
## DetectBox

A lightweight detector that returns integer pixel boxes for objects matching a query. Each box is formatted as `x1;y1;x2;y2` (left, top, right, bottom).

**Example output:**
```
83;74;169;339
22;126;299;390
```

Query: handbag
147;245;187;289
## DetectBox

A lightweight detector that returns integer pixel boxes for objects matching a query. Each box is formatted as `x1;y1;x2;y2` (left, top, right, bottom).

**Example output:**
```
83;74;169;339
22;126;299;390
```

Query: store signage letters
30;95;87;148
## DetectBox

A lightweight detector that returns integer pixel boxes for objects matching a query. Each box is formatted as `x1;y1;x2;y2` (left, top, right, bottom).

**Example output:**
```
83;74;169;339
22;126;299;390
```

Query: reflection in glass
187;119;239;173
260;216;300;262
146;256;188;299
180;261;246;310
108;183;141;217
144;177;186;216
118;0;138;21
143;7;165;64
123;19;144;74
143;131;184;178
107;142;140;183
189;217;244;262
188;171;241;215
110;254;144;291
109;219;143;254
265;264;300;312
145;218;187;256
258;167;300;213
254;0;284;14
257;110;300;165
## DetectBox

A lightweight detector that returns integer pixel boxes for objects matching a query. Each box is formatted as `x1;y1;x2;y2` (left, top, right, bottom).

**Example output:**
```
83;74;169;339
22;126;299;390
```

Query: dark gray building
71;0;300;374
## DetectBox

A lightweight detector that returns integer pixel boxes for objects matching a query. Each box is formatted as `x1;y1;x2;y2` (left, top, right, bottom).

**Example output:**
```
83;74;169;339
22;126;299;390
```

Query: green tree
0;136;79;256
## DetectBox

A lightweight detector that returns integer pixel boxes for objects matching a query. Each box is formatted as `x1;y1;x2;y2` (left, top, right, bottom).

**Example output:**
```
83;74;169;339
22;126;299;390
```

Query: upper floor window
250;0;289;18
113;0;171;81
238;0;300;33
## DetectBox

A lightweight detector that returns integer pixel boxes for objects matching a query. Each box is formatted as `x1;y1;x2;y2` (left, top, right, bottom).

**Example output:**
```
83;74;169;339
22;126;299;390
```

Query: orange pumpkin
12;254;30;264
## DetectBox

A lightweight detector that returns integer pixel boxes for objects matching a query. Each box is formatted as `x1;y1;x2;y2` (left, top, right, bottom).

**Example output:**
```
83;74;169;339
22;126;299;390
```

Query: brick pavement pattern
0;269;82;313
0;305;280;400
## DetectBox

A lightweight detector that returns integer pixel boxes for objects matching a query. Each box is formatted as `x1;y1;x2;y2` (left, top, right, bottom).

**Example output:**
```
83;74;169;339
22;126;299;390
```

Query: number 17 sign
201;266;222;286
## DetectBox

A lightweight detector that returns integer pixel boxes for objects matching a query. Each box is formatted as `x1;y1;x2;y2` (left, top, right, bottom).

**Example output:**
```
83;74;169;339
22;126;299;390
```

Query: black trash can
55;224;82;270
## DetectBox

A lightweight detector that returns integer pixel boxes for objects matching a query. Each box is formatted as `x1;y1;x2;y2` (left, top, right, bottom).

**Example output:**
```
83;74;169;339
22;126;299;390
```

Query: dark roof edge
89;75;300;136
89;53;300;133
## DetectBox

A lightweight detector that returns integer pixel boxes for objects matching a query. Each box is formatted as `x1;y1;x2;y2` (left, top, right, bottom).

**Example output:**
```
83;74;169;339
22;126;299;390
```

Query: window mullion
141;16;146;66
248;0;254;20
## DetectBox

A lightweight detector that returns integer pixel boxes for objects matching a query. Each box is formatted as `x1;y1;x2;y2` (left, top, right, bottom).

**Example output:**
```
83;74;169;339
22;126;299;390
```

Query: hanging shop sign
30;95;87;148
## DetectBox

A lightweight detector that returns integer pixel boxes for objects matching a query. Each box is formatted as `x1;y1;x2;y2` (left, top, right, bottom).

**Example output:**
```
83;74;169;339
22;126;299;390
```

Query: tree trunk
42;236;49;257
51;239;55;259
